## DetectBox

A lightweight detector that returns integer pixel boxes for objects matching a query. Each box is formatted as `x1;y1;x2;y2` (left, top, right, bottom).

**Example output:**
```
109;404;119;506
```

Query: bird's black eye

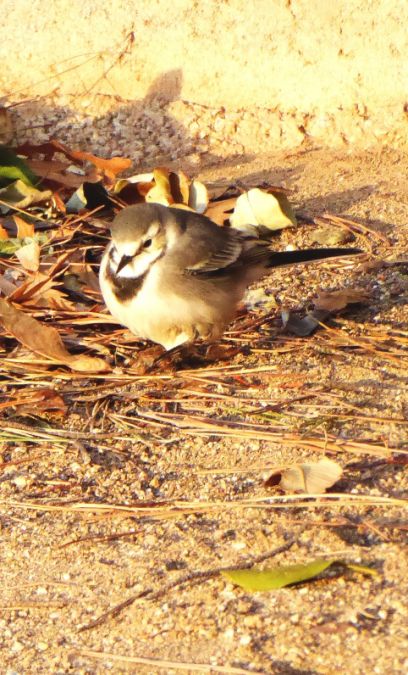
143;239;152;248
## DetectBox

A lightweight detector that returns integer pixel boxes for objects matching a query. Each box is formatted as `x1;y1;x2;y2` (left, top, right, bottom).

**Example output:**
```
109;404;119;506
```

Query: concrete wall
1;0;407;160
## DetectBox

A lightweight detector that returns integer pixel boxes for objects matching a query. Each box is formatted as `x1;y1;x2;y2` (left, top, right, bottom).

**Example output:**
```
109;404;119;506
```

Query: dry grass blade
1;602;68;611
2;494;406;521
324;213;390;245
123;411;396;457
76;649;256;674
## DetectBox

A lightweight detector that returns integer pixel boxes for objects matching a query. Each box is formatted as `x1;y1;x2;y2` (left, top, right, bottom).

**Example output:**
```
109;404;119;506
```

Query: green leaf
0;146;38;187
0;180;52;213
222;559;335;591
345;563;379;577
0;233;50;257
222;558;378;591
0;238;22;255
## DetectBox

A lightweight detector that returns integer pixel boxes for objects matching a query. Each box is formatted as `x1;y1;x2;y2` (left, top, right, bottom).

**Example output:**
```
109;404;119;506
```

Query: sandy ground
1;147;407;674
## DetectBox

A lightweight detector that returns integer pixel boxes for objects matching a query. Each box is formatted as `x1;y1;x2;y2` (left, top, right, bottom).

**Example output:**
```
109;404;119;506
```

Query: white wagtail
99;203;361;350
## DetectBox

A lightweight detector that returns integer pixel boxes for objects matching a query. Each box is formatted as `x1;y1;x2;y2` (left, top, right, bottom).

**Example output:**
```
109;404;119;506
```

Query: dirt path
1;147;407;674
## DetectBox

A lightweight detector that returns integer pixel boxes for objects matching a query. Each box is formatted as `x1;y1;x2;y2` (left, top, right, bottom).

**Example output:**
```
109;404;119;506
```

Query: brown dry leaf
113;180;148;204
8;251;73;305
69;151;131;180
29;287;77;310
13;214;35;238
16;140;131;180
0;298;109;372
15;240;40;272
0;387;67;417
26;159;84;189
8;272;59;304
266;458;343;494
73;263;101;294
205;197;237;225
314;287;371;312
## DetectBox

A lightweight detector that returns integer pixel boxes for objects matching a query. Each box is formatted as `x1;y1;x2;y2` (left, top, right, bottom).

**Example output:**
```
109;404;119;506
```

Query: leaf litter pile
0;133;407;672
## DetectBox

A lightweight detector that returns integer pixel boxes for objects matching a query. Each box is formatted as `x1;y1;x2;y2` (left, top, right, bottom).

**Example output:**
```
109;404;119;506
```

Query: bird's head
108;203;181;278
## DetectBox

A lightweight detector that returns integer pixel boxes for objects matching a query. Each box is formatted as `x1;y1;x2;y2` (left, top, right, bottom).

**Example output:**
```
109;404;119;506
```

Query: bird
99;203;361;351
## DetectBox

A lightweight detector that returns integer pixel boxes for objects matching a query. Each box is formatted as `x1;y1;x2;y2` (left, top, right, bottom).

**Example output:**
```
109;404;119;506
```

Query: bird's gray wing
174;211;246;275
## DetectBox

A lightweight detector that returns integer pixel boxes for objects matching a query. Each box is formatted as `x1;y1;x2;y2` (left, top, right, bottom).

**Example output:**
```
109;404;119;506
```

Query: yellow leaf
13;214;35;238
145;167;174;206
231;188;297;233
15;240;40;272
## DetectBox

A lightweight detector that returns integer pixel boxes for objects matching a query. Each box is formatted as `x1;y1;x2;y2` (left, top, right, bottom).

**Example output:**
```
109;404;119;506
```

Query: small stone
37;642;48;652
12;475;28;488
223;627;234;640
11;641;24;653
243;614;262;628
240;634;252;645
311;227;352;246
231;541;246;551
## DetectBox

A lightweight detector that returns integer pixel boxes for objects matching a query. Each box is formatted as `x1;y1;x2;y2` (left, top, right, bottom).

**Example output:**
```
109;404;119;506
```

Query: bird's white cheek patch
115;249;162;279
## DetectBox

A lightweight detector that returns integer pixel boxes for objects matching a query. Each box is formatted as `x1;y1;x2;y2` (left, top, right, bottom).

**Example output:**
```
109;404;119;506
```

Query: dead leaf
169;170;190;204
113;180;147;204
30;287;77;310
277;458;343;494
8;272;61;304
26;158;84;189
146;167;174;205
0;222;8;239
314;287;370;312
0;387;67;417
15;140;131;180
230;188;297;233
0;180;52;213
15;240;40;272
205;196;237;225
13;214;35;238
71;263;101;293
188;180;208;213
0;298;109;372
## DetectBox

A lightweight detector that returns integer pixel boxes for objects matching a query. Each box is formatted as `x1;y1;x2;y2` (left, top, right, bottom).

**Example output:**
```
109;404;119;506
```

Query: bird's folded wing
182;221;245;274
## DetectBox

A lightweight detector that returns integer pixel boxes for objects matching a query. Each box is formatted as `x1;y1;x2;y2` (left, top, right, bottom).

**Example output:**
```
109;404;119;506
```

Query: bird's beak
116;254;133;274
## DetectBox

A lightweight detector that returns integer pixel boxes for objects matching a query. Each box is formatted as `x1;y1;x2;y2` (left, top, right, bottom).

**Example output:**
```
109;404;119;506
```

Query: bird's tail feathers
266;247;361;269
